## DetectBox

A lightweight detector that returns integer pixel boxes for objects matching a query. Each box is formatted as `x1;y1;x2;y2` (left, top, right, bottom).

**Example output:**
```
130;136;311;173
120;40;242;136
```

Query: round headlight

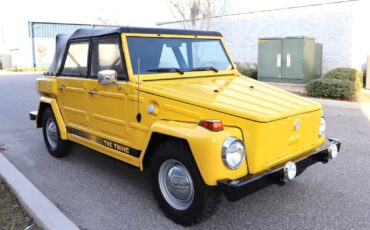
319;117;326;137
222;137;245;170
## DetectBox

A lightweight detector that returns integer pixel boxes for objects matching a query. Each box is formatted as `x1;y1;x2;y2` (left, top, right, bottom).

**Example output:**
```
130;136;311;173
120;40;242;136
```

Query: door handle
58;85;65;91
88;89;98;95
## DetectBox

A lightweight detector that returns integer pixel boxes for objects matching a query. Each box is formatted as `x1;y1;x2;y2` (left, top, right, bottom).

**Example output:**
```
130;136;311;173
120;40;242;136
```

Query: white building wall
211;11;353;73
33;38;57;67
159;1;363;73
351;0;370;70
0;22;33;68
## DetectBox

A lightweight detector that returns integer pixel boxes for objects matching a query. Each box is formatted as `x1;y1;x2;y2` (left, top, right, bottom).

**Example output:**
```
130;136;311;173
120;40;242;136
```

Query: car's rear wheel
151;140;220;226
42;107;71;158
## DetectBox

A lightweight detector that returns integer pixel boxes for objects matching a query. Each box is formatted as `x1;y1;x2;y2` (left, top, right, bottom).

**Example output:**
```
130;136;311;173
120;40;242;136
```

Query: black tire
42;107;71;158
151;140;220;226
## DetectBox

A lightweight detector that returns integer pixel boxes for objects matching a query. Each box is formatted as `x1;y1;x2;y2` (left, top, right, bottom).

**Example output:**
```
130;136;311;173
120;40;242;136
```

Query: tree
167;0;228;30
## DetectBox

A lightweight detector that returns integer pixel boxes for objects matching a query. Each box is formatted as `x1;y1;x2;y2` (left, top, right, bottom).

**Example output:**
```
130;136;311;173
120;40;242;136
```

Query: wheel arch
142;132;190;169
37;96;67;140
36;102;49;128
141;120;248;186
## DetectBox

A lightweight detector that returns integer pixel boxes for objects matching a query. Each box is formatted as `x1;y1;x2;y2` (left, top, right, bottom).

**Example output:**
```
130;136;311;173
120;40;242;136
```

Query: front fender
37;96;67;140
150;120;248;186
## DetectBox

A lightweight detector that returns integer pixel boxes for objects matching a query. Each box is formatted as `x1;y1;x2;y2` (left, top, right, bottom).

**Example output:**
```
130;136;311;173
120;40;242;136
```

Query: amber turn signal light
199;120;224;132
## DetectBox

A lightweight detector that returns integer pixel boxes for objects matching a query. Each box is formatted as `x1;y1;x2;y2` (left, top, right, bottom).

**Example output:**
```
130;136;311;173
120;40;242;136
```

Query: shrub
238;67;257;80
323;67;363;91
306;78;355;100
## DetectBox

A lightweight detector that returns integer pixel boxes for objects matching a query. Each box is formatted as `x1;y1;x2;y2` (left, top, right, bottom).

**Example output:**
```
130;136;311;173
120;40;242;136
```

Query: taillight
199;120;223;132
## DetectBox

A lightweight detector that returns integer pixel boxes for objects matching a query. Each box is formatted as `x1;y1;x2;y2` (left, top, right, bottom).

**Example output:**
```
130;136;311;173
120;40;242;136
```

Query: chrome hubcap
46;117;58;149
158;159;194;210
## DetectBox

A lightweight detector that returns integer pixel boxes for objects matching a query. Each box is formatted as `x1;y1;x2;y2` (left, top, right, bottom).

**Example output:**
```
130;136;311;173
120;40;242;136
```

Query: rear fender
36;96;67;140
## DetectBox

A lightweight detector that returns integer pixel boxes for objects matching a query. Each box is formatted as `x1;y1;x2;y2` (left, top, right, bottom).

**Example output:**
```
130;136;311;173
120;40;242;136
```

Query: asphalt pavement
0;73;369;230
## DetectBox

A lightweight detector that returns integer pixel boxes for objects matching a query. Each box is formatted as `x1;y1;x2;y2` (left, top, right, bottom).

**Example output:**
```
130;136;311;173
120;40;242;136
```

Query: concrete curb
0;154;79;230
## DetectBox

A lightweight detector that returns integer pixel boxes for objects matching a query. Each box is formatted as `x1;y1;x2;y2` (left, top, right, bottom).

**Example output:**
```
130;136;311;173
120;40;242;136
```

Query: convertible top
47;34;70;76
46;27;222;75
69;27;222;40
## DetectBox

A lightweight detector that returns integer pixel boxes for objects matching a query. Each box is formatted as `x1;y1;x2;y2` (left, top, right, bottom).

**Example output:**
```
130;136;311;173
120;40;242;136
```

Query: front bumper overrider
217;138;341;202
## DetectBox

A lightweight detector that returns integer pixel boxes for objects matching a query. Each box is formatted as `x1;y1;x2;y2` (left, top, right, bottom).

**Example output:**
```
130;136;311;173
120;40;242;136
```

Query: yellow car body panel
138;75;325;171
149;120;247;185
37;77;58;95
141;75;322;122
34;31;326;186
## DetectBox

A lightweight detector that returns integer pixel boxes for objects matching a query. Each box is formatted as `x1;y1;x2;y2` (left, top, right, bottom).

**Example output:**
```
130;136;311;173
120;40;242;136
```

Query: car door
85;36;130;151
56;41;90;129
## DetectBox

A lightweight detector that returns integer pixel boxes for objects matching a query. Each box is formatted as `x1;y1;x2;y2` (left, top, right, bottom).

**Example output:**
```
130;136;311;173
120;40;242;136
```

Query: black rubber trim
217;138;341;202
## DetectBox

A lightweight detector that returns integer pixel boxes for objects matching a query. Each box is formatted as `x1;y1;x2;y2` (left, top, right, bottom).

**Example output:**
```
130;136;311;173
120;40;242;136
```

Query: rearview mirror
97;70;118;86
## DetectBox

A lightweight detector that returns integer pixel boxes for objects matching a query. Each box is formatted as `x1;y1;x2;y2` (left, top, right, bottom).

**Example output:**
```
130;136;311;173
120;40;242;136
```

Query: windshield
126;37;232;75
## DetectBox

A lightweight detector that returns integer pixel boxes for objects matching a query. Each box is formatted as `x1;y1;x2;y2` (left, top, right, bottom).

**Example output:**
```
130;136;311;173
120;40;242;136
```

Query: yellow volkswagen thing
30;27;341;226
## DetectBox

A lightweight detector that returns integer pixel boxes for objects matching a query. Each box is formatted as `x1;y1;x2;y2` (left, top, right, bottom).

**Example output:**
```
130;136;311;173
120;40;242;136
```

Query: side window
62;42;89;76
91;36;126;80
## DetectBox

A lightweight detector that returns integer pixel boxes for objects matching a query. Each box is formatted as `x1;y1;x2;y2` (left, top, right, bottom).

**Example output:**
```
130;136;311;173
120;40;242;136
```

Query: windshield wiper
187;66;219;73
146;68;184;75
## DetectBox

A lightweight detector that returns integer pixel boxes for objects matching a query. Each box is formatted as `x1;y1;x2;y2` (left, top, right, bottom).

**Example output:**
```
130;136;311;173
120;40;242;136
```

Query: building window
61;42;89;76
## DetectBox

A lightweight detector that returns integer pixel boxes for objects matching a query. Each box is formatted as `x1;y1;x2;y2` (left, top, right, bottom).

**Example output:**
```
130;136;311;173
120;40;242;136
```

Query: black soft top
46;27;222;75
70;27;222;40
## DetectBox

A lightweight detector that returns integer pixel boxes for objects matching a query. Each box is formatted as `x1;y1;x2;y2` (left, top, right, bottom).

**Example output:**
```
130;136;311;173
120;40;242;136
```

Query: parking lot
1;73;370;230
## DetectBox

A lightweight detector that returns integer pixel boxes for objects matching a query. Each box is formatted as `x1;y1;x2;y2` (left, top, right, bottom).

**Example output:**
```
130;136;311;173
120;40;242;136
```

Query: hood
142;75;321;123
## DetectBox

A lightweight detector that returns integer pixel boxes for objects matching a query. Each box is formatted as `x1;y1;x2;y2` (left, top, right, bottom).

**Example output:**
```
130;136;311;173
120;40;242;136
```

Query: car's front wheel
42;107;71;158
152;140;220;226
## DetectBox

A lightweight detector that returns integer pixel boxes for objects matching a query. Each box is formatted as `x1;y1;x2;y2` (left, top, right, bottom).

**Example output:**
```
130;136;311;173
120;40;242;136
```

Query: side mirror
97;70;117;86
97;70;121;90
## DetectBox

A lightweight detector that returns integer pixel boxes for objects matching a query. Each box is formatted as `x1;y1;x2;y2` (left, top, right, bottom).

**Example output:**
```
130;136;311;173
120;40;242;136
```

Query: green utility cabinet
257;36;322;83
